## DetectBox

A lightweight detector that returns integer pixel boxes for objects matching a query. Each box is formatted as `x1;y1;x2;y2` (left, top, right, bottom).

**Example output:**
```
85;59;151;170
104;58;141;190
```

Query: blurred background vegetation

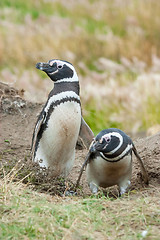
1;0;160;135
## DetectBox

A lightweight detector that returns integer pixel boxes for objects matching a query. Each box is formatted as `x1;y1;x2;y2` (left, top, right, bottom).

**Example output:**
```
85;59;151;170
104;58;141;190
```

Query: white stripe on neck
100;143;132;161
56;77;79;83
44;91;80;113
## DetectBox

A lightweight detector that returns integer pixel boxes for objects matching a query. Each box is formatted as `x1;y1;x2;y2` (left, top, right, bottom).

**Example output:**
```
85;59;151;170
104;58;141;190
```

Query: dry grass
0;153;160;239
0;148;159;239
1;0;160;65
0;175;160;239
0;155;75;197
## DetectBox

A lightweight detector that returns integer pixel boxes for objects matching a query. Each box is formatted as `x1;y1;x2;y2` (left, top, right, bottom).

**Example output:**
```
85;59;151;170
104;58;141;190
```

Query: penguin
76;128;149;195
31;59;94;177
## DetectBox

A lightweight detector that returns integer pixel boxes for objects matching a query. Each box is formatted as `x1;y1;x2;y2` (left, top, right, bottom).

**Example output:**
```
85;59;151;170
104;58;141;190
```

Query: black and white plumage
76;128;148;195
31;59;94;177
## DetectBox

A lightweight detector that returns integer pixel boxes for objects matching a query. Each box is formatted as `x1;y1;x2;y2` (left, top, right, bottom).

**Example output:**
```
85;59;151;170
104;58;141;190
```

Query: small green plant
4;139;10;144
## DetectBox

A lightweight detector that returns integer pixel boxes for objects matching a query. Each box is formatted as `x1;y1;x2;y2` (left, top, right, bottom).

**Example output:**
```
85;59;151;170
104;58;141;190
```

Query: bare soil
0;82;159;197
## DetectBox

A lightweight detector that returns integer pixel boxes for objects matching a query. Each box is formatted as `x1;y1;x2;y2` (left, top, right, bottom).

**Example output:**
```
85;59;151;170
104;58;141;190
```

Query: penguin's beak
36;62;57;74
36;62;50;71
89;144;96;153
90;141;104;153
89;141;101;153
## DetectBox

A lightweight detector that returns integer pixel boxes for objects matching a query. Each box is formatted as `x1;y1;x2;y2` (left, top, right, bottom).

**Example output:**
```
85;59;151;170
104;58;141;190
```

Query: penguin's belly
86;155;132;188
35;101;81;177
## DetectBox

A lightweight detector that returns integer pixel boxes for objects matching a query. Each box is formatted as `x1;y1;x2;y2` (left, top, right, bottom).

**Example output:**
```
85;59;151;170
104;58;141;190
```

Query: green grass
0;180;159;239
0;0;54;20
141;97;160;131
84;101;123;135
84;92;160;134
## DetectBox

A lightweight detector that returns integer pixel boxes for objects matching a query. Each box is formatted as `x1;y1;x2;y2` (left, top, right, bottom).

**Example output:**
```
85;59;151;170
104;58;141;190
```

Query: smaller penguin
76;128;149;196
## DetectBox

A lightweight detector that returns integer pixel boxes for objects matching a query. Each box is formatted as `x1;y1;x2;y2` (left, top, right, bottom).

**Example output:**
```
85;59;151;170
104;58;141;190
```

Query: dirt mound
0;82;159;196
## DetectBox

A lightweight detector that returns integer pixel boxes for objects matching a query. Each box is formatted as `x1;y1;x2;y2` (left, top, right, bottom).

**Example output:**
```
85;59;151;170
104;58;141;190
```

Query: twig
75;151;91;191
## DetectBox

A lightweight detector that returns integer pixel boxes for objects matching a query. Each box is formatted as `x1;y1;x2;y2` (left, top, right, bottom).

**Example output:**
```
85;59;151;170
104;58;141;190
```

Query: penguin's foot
119;180;131;196
89;182;99;194
64;190;77;196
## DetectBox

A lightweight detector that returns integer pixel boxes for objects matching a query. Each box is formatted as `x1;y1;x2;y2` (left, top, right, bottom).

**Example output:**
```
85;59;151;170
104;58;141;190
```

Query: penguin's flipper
79;117;94;149
132;143;149;185
31;112;46;160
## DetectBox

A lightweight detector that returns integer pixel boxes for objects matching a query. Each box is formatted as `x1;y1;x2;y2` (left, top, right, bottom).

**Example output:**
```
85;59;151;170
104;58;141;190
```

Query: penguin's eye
58;65;63;69
105;137;111;143
101;136;111;144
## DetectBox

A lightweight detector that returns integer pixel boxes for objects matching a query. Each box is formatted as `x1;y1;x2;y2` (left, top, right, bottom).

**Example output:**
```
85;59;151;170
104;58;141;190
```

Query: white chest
46;101;81;144
86;155;132;188
35;100;81;176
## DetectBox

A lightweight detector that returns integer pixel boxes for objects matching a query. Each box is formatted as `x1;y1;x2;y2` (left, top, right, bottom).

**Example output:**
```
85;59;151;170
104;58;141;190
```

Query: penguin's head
36;59;78;82
89;129;124;154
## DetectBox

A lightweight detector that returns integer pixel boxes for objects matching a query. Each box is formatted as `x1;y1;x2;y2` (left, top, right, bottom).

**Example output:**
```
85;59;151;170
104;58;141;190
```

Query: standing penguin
76;128;149;195
31;59;94;177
